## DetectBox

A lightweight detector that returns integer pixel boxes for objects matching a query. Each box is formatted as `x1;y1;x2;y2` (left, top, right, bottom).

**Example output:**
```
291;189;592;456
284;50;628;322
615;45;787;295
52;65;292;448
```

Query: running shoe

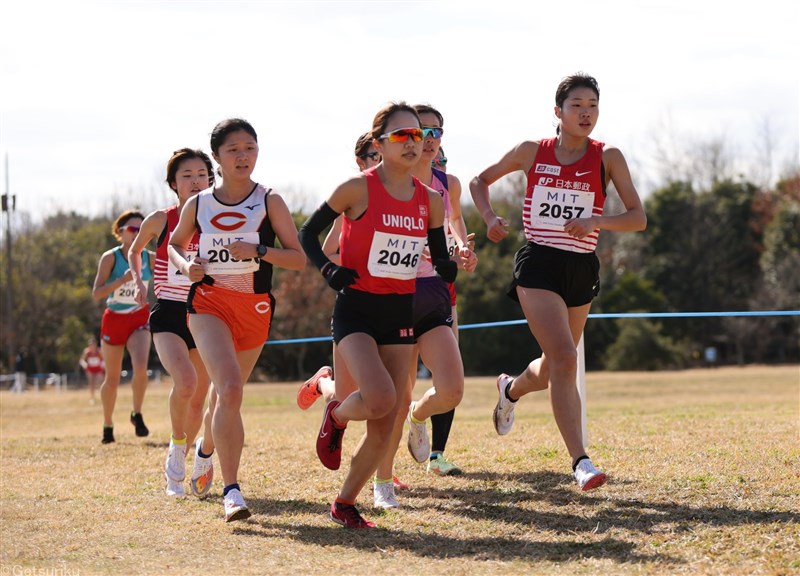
190;437;214;499
427;453;463;476
317;400;346;470
166;478;185;497
574;458;608;491
373;482;399;509
130;412;150;437
297;365;332;410
493;374;516;436
223;488;251;522
393;476;410;491
165;439;187;482
406;401;430;463
101;426;115;444
330;501;376;529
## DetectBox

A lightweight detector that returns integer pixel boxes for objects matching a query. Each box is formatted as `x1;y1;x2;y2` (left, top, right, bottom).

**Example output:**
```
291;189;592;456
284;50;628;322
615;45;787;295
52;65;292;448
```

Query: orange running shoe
297;366;332;410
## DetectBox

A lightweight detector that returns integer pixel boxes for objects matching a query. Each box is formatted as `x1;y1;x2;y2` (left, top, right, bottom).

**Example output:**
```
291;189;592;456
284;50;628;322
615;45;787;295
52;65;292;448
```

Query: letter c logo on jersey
210;211;247;231
255;301;271;314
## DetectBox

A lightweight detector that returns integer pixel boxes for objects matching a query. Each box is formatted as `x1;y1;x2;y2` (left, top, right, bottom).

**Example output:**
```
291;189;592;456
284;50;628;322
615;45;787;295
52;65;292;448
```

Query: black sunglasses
359;151;381;161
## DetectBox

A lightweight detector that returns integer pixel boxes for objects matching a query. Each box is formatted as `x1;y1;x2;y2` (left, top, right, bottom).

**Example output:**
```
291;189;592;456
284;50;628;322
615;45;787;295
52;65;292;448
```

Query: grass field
1;365;798;575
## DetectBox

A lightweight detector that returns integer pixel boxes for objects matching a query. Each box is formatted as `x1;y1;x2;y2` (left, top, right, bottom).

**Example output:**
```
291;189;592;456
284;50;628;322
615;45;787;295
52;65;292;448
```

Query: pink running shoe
317;400;346;470
330;501;376;529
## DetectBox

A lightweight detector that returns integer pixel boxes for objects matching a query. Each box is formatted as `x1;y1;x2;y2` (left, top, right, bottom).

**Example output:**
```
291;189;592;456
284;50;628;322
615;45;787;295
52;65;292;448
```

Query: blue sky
2;0;798;220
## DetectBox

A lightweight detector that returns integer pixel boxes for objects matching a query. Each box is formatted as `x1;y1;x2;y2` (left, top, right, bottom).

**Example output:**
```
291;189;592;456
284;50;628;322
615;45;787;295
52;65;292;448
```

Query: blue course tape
266;310;800;345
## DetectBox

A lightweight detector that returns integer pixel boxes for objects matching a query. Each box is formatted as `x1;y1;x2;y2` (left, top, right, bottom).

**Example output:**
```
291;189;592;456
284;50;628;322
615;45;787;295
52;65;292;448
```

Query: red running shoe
297;365;332;410
330;501;376;529
393;476;410;491
317;400;346;470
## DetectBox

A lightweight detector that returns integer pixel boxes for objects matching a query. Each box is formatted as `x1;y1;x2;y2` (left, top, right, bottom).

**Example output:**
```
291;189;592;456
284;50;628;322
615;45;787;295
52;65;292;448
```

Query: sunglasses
432;156;448;168
378;127;424;143
422;127;444;139
359;151;381;161
121;225;140;234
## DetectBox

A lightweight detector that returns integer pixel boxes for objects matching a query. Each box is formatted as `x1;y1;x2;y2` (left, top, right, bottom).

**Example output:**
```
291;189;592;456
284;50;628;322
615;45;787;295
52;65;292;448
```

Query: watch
256;244;267;258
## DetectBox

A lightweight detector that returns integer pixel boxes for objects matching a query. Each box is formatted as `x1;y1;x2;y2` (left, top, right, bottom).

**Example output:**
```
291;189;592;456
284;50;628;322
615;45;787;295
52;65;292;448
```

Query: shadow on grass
404;470;800;535
227;468;798;565
233;518;655;564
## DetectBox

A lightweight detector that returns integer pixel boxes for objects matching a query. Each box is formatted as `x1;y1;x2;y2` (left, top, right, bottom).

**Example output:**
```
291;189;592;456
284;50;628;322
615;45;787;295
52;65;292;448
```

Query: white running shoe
574;458;608;491
373;482;400;509
190;437;214;499
223;488;251;522
165;477;185;497
493;374;516;436
406;402;430;463
165;439;187;482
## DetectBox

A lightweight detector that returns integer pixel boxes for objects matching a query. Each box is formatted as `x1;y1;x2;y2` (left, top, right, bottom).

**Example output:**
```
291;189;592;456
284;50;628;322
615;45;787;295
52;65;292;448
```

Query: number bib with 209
367;231;425;280
199;233;260;275
530;185;594;230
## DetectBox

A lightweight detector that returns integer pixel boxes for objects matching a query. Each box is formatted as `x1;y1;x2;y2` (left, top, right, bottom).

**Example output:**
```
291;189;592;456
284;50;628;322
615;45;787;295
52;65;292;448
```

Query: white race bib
168;250;197;286
367;231;425;280
108;280;138;306
199;232;260;275
529;185;594;230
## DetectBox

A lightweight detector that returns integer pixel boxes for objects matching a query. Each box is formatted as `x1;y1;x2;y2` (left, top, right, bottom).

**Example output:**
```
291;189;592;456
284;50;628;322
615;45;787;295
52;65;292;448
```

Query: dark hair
209;118;258;155
555;73;599;109
165;148;215;192
413;103;444;127
209;118;258;178
354;132;373;158
370;102;420;140
112;209;145;241
555;73;600;135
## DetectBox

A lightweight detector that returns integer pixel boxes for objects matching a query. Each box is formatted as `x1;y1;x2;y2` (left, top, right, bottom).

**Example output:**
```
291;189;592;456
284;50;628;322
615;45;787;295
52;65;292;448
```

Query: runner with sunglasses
470;73;646;491
299;102;456;529
169;118;306;521
128;148;217;498
372;104;478;508
91;210;153;444
296;133;412;493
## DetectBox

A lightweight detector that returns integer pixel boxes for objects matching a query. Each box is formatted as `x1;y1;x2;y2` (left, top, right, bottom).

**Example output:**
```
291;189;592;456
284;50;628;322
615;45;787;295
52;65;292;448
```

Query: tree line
1;170;798;379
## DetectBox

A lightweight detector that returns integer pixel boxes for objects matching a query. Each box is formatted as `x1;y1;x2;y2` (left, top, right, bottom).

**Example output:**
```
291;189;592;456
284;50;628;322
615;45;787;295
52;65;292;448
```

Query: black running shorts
332;288;415;345
149;298;196;349
508;242;600;307
412;276;453;339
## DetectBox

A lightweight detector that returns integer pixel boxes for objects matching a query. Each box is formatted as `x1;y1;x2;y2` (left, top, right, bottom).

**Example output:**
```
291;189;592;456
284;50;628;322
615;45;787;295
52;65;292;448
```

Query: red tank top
340;169;430;295
523;137;606;253
153;205;200;301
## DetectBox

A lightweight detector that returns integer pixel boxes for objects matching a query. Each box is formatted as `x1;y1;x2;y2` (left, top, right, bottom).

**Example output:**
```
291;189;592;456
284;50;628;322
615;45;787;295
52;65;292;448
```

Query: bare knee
362;387;396;420
215;381;243;409
548;347;578;381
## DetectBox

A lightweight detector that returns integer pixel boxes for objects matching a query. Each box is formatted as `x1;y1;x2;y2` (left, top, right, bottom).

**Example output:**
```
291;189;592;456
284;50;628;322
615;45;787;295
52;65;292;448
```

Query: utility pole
2;152;14;373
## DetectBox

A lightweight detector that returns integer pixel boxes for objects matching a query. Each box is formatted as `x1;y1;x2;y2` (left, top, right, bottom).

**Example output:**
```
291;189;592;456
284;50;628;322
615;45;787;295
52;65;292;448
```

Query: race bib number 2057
529;185;593;230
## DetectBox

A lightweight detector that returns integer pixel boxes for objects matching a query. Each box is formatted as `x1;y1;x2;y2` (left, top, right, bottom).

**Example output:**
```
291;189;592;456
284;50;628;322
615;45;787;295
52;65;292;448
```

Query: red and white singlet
523;137;606;253
153;205;200;301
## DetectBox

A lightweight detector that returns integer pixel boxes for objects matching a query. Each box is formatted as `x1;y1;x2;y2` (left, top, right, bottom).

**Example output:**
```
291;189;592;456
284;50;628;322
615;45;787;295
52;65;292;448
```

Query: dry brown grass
1;365;798;575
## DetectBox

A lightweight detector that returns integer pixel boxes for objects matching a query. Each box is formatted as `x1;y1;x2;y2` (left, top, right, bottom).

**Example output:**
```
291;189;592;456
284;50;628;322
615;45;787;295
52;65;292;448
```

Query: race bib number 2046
367;231;425;280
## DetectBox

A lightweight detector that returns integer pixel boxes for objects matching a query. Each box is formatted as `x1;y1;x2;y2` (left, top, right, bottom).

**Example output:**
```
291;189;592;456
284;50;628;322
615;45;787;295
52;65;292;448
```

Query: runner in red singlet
299;102;457;529
470;73;647;491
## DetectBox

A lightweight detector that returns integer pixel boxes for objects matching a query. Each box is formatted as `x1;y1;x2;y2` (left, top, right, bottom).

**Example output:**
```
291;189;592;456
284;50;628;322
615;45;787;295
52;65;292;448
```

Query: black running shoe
102;426;115;444
130;412;149;437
